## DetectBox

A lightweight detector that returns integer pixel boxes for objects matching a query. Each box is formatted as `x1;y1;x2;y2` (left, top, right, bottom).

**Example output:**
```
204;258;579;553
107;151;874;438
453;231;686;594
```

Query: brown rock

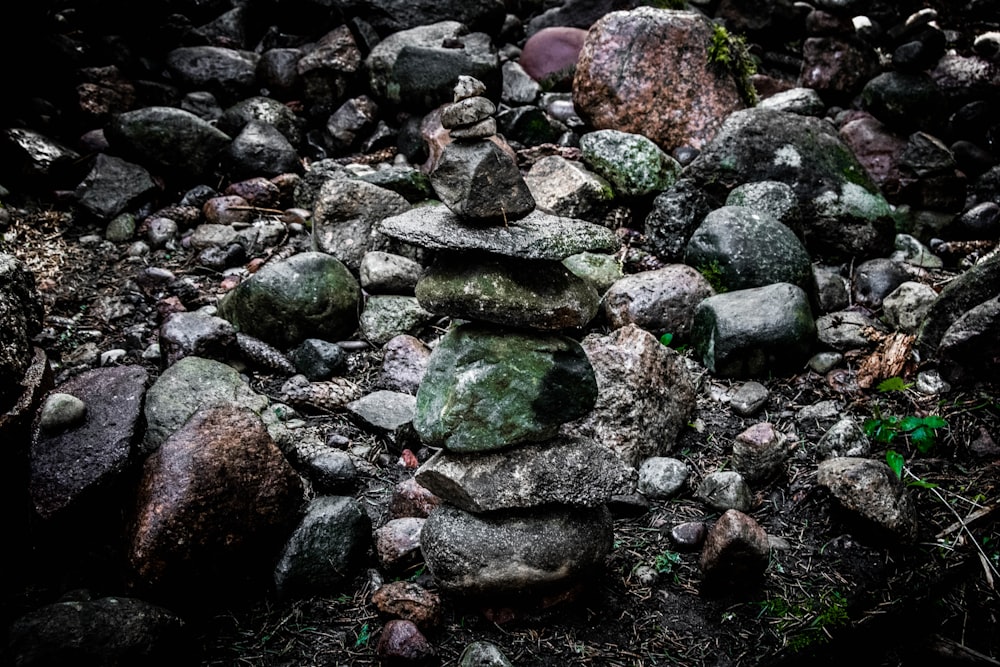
374;517;425;571
202;195;252;225
573;8;746;151
375;619;437;666
388;477;442;520
798;37;879;102
128;405;305;597
699;509;769;588
838;114;909;201
520;27;588;89
224;177;281;208
372;581;443;630
378;334;431;395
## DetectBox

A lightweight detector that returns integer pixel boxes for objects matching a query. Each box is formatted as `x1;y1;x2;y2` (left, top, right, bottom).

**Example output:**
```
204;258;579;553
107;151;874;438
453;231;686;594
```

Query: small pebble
916;369;951;395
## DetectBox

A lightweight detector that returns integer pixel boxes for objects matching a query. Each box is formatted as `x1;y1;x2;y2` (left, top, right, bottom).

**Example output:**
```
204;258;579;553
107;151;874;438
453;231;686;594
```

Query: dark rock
699;509;770;589
430;140;535;223
74;154;157;220
860;71;947;133
164;46;259;104
375;619;437;666
159;310;236;365
217;96;304;147
226;120;302;179
373;581;443;630
0;254;45;410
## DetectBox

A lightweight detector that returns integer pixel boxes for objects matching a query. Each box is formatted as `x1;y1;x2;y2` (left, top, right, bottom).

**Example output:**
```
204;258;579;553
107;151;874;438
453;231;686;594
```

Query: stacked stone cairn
377;77;635;609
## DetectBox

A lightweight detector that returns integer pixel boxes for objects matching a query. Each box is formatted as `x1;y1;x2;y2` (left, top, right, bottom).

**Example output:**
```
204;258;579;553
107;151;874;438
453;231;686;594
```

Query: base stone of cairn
378;77;631;608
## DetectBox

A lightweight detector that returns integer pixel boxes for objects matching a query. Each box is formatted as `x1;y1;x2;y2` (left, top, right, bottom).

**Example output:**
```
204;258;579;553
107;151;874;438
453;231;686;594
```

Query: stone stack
377;78;632;607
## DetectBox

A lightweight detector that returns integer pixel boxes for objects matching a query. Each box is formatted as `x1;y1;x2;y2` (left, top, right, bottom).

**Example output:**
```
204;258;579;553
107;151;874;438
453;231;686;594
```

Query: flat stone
816;457;918;543
379;203;619;260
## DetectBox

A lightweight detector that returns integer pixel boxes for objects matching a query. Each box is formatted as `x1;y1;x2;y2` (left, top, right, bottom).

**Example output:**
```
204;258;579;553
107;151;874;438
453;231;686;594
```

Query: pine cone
280;375;363;411
236;333;296;376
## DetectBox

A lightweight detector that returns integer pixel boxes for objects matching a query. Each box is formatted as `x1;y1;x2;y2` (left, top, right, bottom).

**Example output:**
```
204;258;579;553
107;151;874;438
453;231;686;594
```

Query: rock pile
379;78;633;604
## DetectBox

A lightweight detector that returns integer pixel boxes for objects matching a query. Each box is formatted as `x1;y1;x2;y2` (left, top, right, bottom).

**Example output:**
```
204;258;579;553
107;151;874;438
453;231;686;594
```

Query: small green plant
863;411;947;453
696;259;727;293
757;590;849;652
653;550;682;574
354;623;371;648
707;24;758;105
876;376;913;393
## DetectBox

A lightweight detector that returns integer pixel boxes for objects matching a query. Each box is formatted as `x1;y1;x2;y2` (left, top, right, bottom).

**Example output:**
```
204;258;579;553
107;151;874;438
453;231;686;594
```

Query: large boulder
573;8;748;151
684;107;896;260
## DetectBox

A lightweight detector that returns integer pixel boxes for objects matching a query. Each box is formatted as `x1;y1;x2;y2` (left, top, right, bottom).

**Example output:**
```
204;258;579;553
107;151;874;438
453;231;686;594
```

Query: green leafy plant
653;550;682;574
757;590;849;652
864;412;947;453
696;259;727;293
354;623;371;648
707;24;758;105
876;376;913;393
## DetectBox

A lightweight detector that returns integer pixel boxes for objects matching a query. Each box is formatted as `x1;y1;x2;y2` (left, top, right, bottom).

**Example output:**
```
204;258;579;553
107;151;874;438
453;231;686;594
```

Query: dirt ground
3;202;999;667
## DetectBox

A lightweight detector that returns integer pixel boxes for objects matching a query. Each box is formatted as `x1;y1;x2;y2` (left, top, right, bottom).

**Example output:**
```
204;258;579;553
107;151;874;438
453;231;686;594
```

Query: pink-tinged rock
224;177;281;208
375;517;425;571
699;509;769;588
839;114;909;202
372;581;442;630
732;422;790;483
573;8;746;151
798;37;879;102
378;334;431;395
520;27;589;89
388;477;443;520
375;619;436;665
128;405;305;597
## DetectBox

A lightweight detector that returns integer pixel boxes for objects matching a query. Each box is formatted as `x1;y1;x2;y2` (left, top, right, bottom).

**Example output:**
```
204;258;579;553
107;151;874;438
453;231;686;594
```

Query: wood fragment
856;330;916;389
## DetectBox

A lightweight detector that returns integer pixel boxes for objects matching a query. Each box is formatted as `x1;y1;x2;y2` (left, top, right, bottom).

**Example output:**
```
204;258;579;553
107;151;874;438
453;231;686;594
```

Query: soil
2;204;998;666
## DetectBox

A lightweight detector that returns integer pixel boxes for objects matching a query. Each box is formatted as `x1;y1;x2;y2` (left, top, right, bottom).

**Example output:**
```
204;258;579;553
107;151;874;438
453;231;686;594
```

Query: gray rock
501;61;541;106
105;107;232;181
882;281;937;333
360;251;423;295
644;179;713;262
378;203;619;260
691;283;817;378
165;46;260;103
324;95;379;153
37;393;87;433
7;596;186;667
226;120;302;179
685;206;813;294
366;22;500;110
378;334;431;394
285;440;357;492
141;356;277;455
757;87;826;115
359;295;436;347
938;296;1000;384
562;252;624;295
159;310;236;366
146;217;178;249
311;175;410;271
415;253;599;330
415;435;635;511
414;324;597;453
130;405;305;596
637;457;690;499
730;381;769;417
1;128;80;179
217;252;361;349
273;496;370;600
290;338;346;381
579;129;681;197
699;509;770;588
351;0;505;37
524;155;615;223
460;640;513;667
685;107;895;260
808;351;843;374
344;390;416;433
29;366;148;519
420;504;613;596
105;213;136;242
917;255;1000;353
74;154;157;220
670;521;708;550
816;417;870;459
0;255;45;408
296;26;361;116
189;223;238;250
602;265;715;339
816;457;918;543
561;324;697;468
696;471;753;512
816;310;889;351
892;233;943;269
724;181;801;233
217;96;304;147
813;265;850;313
430;140;535;222
441;96;496;129
851;258;912;310
354;166;434;203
